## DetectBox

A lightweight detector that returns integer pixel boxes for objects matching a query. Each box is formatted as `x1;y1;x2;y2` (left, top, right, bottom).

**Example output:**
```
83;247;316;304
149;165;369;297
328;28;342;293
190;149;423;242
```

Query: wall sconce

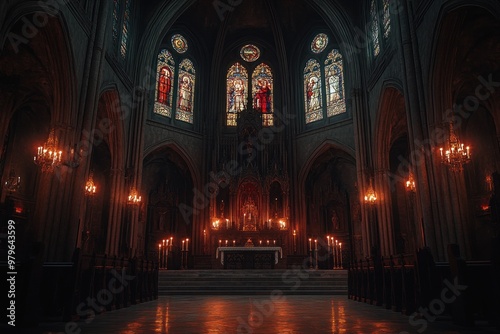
127;187;142;206
364;185;377;205
4;169;21;193
405;172;416;193
85;171;97;196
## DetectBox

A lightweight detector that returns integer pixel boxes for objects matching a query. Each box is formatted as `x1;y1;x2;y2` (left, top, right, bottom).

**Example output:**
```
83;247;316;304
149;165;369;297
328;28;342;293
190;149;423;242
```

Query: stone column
394;0;440;257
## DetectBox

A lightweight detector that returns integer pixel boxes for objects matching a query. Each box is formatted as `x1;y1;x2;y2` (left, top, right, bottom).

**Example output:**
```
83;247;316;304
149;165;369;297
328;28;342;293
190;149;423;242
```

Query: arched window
153;35;196;124
176;59;195;123
154;49;175;118
369;0;380;57
325;50;345;117
226;63;248;127
368;0;392;59
304;59;323;124
303;33;346;125
112;0;132;61
252;63;273;127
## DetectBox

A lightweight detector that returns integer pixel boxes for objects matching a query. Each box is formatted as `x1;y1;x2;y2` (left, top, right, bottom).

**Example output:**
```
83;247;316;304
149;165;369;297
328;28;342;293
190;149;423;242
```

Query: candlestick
339;242;342;268
309;238;312;251
158;244;161;267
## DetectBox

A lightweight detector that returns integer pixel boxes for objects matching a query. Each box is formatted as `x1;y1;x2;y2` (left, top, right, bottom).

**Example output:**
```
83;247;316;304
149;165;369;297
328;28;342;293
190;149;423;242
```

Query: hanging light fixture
34;128;63;172
439;122;471;172
84;171;97;196
127;187;142;205
405;172;416;192
4;169;21;193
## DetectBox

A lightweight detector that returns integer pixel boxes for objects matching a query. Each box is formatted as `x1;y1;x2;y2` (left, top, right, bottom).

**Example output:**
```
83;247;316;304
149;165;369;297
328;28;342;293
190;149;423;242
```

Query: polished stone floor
7;296;499;334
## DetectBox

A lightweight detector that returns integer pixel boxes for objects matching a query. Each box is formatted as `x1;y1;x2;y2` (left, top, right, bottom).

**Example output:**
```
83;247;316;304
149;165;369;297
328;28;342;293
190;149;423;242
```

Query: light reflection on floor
30;295;497;334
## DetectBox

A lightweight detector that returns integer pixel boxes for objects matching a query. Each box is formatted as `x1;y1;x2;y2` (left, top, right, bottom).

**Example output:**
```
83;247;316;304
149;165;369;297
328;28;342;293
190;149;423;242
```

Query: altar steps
158;269;347;295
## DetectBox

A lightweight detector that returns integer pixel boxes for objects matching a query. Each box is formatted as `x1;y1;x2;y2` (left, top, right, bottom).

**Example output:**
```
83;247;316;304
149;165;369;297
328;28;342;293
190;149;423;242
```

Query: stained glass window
171;34;188;53
226;63;248;126
304;59;323;124
252;63;273;126
154;49;175;117
240;44;260;62
119;0;131;60
112;0;120;49
311;33;328;54
370;0;380;57
325;50;346;117
382;0;391;39
176;59;195;124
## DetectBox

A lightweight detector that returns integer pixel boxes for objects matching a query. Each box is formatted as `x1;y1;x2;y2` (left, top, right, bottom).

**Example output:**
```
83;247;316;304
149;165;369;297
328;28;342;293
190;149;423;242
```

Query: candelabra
439;122;471;172
34;129;62;172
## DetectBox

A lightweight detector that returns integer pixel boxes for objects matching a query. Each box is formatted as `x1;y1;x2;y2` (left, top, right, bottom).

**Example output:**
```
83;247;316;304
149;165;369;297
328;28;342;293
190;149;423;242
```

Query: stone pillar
394;0;439;257
351;88;371;257
67;0;112;259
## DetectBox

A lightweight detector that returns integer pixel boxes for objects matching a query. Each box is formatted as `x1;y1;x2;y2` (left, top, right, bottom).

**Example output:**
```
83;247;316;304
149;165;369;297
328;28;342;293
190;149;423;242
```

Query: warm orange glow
14;207;23;214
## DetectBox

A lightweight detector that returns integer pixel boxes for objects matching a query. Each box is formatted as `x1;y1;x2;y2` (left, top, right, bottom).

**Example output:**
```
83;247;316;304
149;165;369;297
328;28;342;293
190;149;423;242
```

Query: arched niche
304;147;357;264
142;147;194;268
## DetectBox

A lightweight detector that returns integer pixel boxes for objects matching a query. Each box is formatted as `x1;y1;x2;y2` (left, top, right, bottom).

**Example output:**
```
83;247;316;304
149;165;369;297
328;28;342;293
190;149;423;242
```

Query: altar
216;246;282;269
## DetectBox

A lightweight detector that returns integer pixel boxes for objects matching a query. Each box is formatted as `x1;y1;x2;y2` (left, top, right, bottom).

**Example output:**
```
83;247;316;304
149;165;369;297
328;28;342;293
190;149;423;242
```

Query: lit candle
466;146;470;158
158;243;161;264
170;237;173;249
219;239;222;247
186;238;189;251
267;240;269;246
233;240;236;246
259;240;262;246
182;240;185;251
309;238;312;251
273;240;276;245
440;147;443;157
327;236;330;246
339;242;342;268
225;240;228;246
314;239;317;251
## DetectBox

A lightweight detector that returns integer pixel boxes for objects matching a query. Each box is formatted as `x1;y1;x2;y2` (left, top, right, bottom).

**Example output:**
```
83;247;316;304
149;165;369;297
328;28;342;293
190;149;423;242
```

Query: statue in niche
332;210;340;230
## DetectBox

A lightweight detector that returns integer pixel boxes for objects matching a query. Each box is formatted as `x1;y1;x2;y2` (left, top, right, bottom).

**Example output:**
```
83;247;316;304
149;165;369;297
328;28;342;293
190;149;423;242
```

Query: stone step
158;270;347;295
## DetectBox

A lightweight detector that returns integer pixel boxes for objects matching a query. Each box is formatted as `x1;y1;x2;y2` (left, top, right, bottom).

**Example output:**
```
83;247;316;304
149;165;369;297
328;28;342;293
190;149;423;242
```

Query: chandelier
85;172;97;196
34;129;63;172
4;169;21;193
127;187;142;205
439;122;471;172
